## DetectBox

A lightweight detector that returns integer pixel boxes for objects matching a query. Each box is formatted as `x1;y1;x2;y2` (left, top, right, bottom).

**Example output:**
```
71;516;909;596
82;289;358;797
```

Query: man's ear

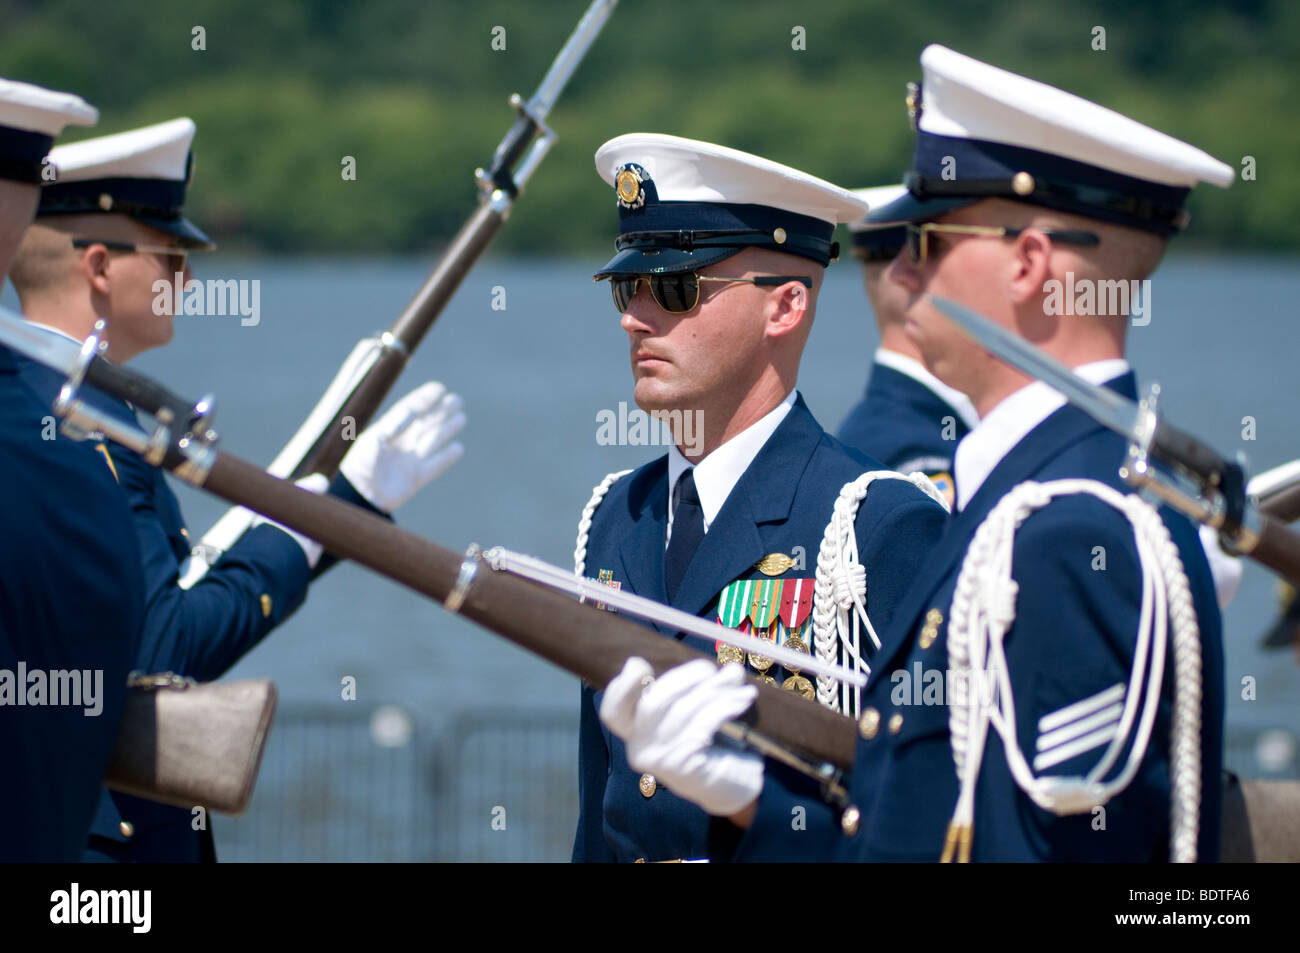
80;244;112;296
1008;229;1053;307
766;278;810;339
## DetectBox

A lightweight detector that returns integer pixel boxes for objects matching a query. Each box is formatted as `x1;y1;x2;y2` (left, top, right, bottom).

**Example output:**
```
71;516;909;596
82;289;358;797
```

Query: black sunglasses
607;272;812;314
904;223;1100;265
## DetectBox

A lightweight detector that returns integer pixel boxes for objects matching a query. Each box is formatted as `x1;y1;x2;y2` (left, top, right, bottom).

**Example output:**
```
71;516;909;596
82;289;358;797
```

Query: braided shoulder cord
573;469;633;577
813;470;950;715
945;479;1202;863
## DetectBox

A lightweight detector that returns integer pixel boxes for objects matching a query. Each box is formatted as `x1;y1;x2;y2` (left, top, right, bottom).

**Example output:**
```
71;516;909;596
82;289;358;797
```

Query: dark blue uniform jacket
15;345;384;862
573;394;947;862
0;346;144;861
729;375;1225;862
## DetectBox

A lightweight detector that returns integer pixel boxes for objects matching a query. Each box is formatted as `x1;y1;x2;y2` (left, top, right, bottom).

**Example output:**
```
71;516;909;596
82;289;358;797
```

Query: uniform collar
873;348;979;430
12;319;137;420
953;358;1130;510
667;389;797;535
25;320;85;347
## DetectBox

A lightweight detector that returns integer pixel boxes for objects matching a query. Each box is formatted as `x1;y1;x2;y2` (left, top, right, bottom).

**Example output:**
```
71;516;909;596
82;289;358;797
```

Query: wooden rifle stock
203;451;860;771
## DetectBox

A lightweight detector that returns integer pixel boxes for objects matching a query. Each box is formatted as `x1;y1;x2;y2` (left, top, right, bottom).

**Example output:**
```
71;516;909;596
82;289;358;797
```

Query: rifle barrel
202;451;859;770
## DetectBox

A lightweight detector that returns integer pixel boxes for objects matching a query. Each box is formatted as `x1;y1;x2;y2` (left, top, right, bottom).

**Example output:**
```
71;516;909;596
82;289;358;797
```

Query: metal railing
213;702;1295;862
213;704;578;862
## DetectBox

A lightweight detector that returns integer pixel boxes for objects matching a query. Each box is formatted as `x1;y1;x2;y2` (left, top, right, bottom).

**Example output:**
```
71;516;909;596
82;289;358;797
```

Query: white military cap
0;77;97;185
869;45;1234;236
40;117;214;249
593;132;869;277
848;184;908;261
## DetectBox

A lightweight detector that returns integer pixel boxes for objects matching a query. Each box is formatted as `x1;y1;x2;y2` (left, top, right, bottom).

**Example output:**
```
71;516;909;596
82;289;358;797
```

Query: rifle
1252;459;1300;524
7;306;1296;856
178;0;619;588
929;295;1300;589
14;311;857;779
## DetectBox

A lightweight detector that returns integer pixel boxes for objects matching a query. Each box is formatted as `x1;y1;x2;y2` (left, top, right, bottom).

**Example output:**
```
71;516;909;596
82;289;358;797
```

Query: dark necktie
664;469;705;603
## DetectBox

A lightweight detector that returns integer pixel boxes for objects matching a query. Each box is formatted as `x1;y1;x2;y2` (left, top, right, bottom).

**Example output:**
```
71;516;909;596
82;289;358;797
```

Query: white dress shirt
953;359;1130;511
950;358;1240;609
665;389;797;543
25;320;83;346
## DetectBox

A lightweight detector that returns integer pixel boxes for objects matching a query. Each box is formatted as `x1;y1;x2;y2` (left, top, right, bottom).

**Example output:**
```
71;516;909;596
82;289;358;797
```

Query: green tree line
2;0;1295;254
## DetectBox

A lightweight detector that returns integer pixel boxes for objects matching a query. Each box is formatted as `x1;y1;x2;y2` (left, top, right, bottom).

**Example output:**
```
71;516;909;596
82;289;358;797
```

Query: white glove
600;657;764;817
255;473;329;569
341;381;466;513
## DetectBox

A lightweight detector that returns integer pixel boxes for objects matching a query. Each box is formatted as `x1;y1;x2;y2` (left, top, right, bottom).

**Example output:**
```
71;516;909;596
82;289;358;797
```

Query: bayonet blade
528;0;619;120
928;294;1143;441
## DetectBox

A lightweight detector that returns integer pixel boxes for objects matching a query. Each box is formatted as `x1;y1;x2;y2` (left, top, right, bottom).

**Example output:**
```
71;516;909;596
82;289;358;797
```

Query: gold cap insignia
615;164;647;209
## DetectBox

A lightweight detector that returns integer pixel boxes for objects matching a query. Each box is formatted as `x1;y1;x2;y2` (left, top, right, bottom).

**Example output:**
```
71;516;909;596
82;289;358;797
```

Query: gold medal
717;643;746;666
783;674;814;700
749;619;778;672
756;674;777;686
755;552;795;576
782;633;810;674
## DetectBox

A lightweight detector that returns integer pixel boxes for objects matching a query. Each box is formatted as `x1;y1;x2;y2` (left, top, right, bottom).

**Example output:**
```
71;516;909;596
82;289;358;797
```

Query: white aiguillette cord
943;479;1202;864
481;546;867;688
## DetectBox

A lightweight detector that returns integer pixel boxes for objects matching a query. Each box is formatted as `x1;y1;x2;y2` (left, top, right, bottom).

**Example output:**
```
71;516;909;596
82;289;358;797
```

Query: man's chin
631;380;687;417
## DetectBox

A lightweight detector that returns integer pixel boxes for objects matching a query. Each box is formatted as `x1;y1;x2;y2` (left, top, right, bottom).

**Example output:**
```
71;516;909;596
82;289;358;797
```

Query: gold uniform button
926;608;943;625
889;713;904;735
639;773;657;798
859;707;880;740
260;594;273;618
119;821;134;838
841;805;860;837
919;626;937;650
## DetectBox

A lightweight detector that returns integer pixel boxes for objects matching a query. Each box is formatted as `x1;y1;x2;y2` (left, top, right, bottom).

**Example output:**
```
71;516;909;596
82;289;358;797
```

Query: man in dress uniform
600;46;1231;862
8;118;467;862
573;134;948;862
839;187;1241;594
836;184;977;505
0;78;147;861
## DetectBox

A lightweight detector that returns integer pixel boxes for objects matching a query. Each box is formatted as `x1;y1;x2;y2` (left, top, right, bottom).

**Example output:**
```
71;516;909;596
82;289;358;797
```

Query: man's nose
885;249;924;294
620;282;659;335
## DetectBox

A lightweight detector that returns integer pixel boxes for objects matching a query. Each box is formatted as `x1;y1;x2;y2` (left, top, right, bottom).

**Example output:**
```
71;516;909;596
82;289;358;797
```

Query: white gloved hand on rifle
600;656;764;817
341;380;466;513
255;382;464;569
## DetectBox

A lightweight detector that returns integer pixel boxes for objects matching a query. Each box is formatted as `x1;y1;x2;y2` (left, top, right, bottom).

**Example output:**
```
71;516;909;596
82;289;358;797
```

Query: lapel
864;373;1137;689
614;459;670;609
670;395;824;619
